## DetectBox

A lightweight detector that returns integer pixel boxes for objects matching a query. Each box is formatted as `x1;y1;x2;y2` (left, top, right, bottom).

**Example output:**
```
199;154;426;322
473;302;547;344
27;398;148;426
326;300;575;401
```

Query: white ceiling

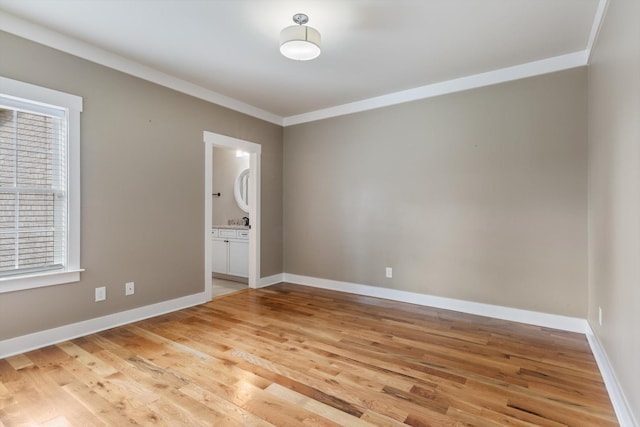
0;0;602;125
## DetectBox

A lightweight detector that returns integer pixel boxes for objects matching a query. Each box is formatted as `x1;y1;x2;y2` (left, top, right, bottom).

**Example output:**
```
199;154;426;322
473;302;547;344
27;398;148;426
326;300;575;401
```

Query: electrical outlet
125;282;135;296
95;286;106;302
598;306;603;326
385;267;393;278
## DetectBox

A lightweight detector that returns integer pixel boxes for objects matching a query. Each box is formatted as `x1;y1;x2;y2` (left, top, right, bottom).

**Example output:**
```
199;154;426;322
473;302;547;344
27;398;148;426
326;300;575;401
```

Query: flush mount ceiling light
280;13;321;61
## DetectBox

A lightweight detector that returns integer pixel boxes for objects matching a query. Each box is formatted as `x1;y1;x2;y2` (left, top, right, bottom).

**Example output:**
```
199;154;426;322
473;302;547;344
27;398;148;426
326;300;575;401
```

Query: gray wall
2;13;636;416
284;68;588;317
212;147;249;226
588;0;640;420
0;31;282;340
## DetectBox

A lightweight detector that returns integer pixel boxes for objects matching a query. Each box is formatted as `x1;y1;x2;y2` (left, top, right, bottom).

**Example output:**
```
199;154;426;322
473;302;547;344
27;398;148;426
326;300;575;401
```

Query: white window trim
0;76;83;293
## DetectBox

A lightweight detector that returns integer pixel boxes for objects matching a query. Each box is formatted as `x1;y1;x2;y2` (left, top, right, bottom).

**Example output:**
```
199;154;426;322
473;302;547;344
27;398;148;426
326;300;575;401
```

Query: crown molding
2;5;605;128
283;51;588;126
0;10;283;126
585;0;610;64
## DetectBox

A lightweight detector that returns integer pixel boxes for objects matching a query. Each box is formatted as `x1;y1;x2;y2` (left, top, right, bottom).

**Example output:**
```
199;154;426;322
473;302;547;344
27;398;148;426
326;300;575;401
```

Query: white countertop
213;225;249;230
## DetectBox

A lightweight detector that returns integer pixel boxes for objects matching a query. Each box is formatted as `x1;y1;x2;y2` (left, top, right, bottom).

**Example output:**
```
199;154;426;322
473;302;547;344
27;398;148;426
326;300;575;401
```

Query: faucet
242;216;249;226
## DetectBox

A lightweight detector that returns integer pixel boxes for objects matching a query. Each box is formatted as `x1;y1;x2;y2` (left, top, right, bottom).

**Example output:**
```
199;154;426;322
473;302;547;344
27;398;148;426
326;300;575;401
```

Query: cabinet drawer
219;229;237;238
211;228;219;238
237;230;249;240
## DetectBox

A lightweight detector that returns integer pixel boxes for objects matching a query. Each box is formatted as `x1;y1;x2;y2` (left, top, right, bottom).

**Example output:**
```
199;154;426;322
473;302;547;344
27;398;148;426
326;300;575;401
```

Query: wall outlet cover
125;282;135;296
598;306;603;326
95;286;106;302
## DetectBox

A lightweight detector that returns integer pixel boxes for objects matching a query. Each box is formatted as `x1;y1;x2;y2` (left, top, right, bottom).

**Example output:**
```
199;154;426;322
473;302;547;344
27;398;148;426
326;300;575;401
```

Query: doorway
203;131;261;300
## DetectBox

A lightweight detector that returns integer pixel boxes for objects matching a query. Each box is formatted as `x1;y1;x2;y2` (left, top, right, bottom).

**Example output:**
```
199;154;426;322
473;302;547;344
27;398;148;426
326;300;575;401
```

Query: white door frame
203;131;261;299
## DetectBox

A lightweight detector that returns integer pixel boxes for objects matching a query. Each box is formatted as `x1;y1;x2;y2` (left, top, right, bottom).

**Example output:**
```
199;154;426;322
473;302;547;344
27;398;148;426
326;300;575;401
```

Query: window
0;76;82;293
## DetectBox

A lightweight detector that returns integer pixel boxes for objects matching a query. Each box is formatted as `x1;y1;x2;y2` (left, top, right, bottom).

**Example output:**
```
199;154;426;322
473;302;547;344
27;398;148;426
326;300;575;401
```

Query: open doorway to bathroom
211;146;249;296
203;132;261;299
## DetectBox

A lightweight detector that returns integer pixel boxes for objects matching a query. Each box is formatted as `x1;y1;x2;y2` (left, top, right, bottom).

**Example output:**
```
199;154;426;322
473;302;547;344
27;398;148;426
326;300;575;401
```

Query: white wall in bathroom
212;147;250;226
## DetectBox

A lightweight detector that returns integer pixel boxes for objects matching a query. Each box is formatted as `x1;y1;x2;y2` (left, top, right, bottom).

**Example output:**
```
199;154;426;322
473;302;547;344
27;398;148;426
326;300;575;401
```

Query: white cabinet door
212;238;228;274
228;240;249;277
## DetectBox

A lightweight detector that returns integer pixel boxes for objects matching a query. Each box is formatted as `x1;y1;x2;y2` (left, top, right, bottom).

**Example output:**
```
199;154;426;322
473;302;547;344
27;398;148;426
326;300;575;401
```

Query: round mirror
234;168;249;213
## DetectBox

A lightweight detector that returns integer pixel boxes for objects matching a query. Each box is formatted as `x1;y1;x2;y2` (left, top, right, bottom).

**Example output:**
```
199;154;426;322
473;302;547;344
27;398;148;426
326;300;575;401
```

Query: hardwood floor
0;283;617;426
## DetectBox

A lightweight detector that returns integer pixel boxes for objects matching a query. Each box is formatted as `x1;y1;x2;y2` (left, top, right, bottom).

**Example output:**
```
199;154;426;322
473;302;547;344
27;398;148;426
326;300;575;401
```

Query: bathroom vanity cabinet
212;228;249;278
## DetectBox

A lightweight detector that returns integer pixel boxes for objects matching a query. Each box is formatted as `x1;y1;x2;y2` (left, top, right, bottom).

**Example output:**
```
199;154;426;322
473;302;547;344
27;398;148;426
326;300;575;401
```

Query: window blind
0;97;67;277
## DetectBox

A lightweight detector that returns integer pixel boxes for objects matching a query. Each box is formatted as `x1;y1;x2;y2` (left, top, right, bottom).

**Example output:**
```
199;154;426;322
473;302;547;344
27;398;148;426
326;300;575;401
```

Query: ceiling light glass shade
280;25;321;61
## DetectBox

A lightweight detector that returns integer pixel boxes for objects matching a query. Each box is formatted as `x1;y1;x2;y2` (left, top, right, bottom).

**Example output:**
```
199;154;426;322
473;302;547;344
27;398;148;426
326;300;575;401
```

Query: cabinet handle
224;240;229;243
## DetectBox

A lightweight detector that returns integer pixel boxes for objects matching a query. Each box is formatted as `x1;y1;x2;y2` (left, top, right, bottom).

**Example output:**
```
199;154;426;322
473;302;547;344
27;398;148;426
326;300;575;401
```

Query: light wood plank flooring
211;278;247;298
0;283;617;426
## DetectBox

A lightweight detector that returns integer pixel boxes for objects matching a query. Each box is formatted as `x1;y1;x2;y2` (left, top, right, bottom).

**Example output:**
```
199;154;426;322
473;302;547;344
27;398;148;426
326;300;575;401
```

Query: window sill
0;269;85;294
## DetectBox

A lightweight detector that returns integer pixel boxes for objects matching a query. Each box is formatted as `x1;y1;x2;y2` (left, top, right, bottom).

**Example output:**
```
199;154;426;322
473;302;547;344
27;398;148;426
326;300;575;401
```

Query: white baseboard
283;273;588;333
586;324;638;427
258;273;283;289
0;291;209;359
